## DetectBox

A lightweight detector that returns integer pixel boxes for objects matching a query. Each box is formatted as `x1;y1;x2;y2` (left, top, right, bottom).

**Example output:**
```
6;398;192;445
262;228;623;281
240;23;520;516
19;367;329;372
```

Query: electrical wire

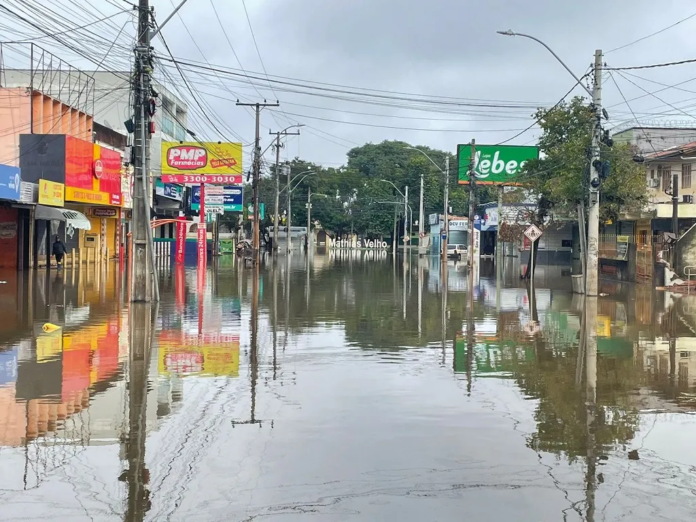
606;11;696;54
607;57;696;71
608;72;658;153
615;71;696;121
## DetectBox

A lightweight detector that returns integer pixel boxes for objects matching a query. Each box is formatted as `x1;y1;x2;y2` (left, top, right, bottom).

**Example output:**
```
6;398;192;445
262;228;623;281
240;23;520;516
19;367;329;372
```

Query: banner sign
192;185;243;212
176;217;187;264
457;145;539;185
0;164;21;201
161;174;242;185
161;141;243;176
38;179;65;207
155;179;184;201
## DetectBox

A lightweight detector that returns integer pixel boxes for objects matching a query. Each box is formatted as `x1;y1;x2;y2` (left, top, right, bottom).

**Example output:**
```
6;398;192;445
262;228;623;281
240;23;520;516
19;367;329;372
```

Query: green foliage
519;97;647;222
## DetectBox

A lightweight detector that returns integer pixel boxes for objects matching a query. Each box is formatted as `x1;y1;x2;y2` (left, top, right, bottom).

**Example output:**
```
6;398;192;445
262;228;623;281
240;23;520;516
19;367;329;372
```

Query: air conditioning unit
648;179;659;188
684;195;694;203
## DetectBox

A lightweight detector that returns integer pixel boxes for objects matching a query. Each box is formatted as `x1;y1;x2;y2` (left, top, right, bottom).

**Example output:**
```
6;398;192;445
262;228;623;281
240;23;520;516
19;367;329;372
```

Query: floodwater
1;253;696;521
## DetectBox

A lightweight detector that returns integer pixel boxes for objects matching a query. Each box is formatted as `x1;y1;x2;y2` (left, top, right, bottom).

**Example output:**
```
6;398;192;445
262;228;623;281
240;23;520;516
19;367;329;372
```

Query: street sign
205;206;224;215
524;224;543;242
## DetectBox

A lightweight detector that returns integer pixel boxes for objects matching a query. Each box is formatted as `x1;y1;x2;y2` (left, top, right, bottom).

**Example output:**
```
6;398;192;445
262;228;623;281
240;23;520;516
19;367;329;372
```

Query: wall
614;128;696;155
674;223;696;276
0;89;31;166
0;207;19;268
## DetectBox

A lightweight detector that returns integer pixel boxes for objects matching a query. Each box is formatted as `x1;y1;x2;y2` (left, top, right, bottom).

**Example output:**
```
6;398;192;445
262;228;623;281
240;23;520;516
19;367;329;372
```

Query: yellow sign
38;180;65;207
158;343;240;377
36;333;63;362
617;235;629;243
161;141;243;175
65;186;110;204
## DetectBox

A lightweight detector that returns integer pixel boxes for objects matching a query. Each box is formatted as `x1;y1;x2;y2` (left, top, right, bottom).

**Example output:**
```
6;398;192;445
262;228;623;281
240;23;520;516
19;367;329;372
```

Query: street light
404;146;449;262
272;125;305;254
379;180;409;251
306;190;329;254
286;169;315;255
496;30;593;97
498;30;602;296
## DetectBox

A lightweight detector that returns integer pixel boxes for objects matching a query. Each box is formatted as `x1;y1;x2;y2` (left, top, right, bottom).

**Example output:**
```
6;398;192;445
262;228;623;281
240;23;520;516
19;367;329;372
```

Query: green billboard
457;144;539;185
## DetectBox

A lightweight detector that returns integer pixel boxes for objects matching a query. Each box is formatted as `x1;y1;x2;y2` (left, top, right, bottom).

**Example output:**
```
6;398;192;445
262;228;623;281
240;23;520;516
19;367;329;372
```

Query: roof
646;140;696;160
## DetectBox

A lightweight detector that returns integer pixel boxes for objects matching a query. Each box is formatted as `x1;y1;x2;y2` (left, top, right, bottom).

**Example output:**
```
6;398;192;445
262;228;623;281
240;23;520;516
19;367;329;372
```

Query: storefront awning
35;205;91;230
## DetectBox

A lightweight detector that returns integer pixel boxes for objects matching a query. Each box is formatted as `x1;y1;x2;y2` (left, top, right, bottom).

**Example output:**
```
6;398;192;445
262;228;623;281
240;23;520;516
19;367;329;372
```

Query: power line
496;71;591;145
607;57;696;71
608;72;658;153
615;70;696;121
606;11;696;54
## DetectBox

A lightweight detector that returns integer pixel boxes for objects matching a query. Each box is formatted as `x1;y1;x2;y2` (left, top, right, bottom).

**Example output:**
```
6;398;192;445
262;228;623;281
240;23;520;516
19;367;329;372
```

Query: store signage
0;164;21;201
19;182;37;204
0;221;17;239
155;179;184;201
449;220;468;231
39;179;65;206
458;144;539;185
92;207;118;218
161;174;242;185
93;159;103;179
191;185;243;212
65;186;110;205
161;141;243;175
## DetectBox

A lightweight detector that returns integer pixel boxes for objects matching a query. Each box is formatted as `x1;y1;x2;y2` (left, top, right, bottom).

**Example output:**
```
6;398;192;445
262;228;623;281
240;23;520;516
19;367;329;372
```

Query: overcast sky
4;0;696;170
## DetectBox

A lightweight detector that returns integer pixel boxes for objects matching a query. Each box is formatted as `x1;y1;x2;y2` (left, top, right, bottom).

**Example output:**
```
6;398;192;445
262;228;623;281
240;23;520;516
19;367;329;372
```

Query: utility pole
286;164;292;256
442;156;450;264
270;128;301;254
404;185;409;248
131;0;156;302
672;171;679;238
467;140;476;290
306;186;312;253
586;50;603;297
419;169;424;254
237;101;279;264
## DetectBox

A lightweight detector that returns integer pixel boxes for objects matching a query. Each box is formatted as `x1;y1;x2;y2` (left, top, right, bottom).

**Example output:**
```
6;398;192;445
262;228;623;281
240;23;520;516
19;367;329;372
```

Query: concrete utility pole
270;126;301;254
237;101;279;264
586;50;603;297
404;185;409;247
286;163;292;256
467;141;476;292
442;156;450;264
419;169;424;249
131;0;159;302
672;171;679;237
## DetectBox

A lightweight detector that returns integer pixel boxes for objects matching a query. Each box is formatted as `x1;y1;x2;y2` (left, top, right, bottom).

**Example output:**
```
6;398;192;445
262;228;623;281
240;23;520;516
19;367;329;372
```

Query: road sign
524;224;543;242
205;206;224;215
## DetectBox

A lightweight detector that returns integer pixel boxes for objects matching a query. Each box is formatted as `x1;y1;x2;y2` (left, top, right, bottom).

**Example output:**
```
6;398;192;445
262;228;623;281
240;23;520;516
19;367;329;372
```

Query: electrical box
84;234;98;248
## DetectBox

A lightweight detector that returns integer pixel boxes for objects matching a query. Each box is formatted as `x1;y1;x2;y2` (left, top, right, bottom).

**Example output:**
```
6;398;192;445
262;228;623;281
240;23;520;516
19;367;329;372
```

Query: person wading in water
52;235;67;268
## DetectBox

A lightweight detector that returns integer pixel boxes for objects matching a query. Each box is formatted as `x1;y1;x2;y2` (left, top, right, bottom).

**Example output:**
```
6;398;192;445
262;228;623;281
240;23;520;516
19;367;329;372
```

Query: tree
519;96;647;223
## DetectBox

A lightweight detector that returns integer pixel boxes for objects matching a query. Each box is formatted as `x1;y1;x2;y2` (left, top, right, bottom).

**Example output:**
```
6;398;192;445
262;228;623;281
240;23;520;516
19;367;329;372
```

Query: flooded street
1;254;696;521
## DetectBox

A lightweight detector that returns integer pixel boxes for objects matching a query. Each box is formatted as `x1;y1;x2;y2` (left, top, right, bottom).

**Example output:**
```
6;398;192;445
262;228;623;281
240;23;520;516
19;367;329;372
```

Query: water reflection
0;256;695;520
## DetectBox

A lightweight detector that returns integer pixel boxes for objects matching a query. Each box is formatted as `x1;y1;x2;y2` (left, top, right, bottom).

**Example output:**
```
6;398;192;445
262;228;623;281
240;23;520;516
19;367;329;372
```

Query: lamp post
379;179;408;252
285;169;315;255
497;30;601;296
404;147;449;259
306;190;328;254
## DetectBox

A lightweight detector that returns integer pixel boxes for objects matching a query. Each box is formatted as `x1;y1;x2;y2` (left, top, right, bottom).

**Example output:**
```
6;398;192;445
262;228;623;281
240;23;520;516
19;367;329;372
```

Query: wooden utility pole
269;127;301;254
237;101;279;264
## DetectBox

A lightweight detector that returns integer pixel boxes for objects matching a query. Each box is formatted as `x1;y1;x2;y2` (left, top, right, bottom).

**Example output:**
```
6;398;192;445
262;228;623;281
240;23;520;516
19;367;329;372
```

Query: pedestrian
52;235;67;268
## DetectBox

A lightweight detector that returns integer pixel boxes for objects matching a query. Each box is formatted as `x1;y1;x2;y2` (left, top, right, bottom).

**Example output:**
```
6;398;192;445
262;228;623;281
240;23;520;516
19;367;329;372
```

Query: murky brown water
1;254;696;521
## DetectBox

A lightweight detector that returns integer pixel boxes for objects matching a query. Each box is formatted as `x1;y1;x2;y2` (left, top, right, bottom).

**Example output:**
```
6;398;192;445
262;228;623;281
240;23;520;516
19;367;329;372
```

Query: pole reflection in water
232;264;264;427
584;296;598;522
121;303;156;522
273;261;278;381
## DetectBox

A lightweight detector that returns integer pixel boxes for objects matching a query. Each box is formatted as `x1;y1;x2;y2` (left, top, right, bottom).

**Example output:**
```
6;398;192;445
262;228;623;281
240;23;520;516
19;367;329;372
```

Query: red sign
167;146;207;170
176;217;187;264
65;135;93;190
161;174;242;185
197;224;206;271
94;159;104;179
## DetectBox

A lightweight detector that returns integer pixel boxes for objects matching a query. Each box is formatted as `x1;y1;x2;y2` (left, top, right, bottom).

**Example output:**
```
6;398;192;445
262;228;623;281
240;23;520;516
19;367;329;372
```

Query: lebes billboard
457;145;538;185
161;142;243;184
